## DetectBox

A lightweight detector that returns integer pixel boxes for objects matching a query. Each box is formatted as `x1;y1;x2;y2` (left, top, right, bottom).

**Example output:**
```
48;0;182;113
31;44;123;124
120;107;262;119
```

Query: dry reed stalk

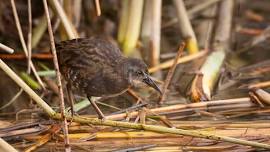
0;53;53;60
115;145;156;152
213;0;233;45
32;15;49;49
237;26;270;54
141;0;162;67
0;60;55;115
162;103;256;120
10;0;45;89
24;125;61;152
237;27;263;35
58;127;270;140
226;110;270;119
43;0;70;151
44;136;268;152
7;109;270;148
191;0;233;101
252;89;270;105
51;113;270;149
48;0;79;39
117;0;129;45
10;0;28;56
120;0;144;55
172;120;270;129
150;0;162;67
59;99;255;121
0;43;14;54
159;43;185;104
245;10;264;22
27;0;32;74
191;50;226;101
215;106;259;115
64;0;73;22
141;0;152;53
60;0;73;40
147;146;234;152
149;50;207;73
24;134;51;152
44;137;196;148
73;0;82;27
162;0;221;28
173;0;199;54
215;108;268;119
188;0;221;19
106;97;252;120
0;138;18;152
197;5;216;49
249;81;270;89
0;89;23;110
94;0;101;16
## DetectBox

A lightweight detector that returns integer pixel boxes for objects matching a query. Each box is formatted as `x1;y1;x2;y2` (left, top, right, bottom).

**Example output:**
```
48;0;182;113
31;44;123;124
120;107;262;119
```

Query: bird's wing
56;38;102;82
55;37;124;90
56;37;123;65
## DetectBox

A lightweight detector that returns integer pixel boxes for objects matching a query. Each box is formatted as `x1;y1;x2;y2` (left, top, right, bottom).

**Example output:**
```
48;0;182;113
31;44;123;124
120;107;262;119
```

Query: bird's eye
136;71;143;75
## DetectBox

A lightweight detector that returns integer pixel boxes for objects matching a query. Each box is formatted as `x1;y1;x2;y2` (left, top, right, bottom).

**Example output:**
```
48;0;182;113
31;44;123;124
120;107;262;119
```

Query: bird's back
56;37;129;97
56;37;123;68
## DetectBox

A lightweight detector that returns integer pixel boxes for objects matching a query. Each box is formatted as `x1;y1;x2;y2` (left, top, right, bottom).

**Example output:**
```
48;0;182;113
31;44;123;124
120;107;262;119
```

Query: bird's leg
87;96;105;120
66;81;75;117
127;89;145;104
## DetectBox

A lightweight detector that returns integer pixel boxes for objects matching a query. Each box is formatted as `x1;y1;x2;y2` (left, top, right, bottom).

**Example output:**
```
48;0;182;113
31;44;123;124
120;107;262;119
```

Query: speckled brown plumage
56;37;161;119
56;37;129;97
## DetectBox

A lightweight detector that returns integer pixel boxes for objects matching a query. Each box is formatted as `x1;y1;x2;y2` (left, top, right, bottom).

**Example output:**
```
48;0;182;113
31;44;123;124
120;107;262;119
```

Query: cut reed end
186;38;199;54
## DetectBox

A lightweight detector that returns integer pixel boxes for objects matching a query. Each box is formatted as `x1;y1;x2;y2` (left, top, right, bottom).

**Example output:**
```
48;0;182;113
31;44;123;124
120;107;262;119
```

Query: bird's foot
67;108;79;125
67;108;78;117
97;114;106;121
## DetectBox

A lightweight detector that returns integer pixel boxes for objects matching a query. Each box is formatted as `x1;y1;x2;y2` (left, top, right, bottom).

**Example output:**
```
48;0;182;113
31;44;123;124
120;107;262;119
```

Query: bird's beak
142;72;162;94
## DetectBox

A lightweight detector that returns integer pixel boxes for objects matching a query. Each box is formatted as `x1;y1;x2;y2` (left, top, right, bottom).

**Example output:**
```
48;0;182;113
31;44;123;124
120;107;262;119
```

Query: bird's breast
84;73;130;97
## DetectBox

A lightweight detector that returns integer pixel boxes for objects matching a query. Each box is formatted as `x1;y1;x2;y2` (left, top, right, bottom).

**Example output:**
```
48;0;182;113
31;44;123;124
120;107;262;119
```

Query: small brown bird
56;37;161;119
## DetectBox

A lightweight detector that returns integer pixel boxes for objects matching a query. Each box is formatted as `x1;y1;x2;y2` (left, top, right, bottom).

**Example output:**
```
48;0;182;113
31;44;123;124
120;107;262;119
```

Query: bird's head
122;58;161;94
